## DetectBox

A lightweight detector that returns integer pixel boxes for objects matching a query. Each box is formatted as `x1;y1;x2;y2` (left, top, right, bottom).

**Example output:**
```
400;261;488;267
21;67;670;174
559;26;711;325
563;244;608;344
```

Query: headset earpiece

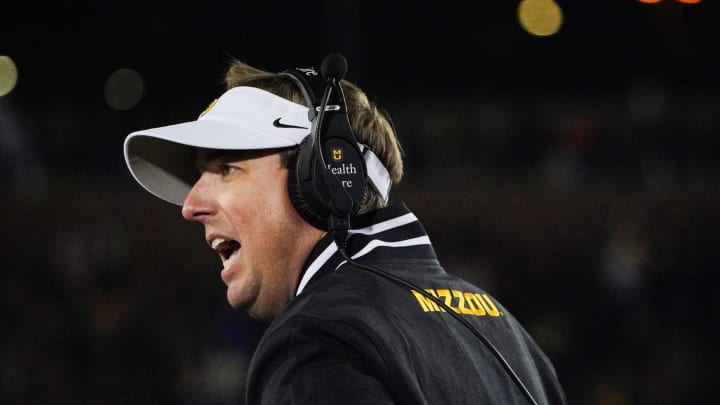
287;135;329;229
280;54;368;231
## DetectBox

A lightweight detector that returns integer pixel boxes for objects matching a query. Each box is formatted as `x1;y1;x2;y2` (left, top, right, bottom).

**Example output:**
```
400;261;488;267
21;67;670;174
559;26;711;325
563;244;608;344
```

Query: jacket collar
295;202;435;296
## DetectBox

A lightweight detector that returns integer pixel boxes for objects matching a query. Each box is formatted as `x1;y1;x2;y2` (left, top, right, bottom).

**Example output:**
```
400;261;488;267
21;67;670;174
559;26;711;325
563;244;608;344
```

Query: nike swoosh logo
273;118;308;129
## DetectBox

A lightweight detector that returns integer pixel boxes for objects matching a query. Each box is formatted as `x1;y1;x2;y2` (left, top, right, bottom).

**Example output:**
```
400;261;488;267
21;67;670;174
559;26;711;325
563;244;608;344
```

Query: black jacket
246;203;567;404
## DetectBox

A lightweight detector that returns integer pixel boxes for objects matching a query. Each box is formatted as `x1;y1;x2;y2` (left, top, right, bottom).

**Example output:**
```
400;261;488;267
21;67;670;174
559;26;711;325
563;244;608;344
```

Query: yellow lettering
478;293;501;317
464;292;487;316
410;288;503;318
411;290;436;312
437;289;459;313
453;290;473;315
424;289;444;312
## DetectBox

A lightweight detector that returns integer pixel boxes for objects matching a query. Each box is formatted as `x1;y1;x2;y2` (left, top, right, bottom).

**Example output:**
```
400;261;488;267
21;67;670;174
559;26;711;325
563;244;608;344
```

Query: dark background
2;1;718;404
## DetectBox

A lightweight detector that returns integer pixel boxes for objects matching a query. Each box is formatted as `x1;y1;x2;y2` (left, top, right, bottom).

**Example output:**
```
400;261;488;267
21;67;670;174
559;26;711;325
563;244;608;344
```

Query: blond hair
224;59;403;213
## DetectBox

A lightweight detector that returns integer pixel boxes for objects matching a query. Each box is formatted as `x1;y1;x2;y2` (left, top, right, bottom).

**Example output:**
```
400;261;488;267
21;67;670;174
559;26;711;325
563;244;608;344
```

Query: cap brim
123;87;310;205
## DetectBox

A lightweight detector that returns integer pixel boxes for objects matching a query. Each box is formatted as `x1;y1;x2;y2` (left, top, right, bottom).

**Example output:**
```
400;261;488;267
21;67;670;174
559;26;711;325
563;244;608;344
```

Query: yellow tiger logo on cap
199;98;218;117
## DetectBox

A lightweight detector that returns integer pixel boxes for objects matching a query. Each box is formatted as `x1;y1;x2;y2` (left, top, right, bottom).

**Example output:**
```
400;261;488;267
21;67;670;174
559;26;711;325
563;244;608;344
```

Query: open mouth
211;238;241;260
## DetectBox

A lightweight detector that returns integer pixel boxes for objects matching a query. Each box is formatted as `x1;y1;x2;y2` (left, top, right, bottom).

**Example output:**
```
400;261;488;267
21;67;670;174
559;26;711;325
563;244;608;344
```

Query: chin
226;290;248;311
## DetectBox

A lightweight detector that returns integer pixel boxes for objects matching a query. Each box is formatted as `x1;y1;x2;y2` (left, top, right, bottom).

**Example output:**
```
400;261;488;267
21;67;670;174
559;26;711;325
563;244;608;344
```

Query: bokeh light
104;68;144;110
518;0;563;37
0;55;19;97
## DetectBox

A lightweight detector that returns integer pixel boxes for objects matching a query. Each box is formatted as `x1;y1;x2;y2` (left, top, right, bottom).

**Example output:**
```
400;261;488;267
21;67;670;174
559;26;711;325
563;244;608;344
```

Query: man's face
181;148;325;321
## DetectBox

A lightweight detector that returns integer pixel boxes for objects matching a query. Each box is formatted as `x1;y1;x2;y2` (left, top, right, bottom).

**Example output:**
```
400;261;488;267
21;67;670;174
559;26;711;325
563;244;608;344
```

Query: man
124;54;566;404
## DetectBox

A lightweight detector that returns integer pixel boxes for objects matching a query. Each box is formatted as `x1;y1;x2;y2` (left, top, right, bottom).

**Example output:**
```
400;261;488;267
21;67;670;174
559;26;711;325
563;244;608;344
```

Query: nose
181;175;216;222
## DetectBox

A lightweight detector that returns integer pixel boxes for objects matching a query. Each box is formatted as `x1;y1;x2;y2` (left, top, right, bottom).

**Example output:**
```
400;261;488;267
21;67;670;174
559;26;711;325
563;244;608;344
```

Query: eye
220;164;239;177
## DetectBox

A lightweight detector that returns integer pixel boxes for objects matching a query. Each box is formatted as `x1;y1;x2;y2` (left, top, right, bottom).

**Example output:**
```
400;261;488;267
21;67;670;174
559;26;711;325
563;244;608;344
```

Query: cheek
223;170;295;229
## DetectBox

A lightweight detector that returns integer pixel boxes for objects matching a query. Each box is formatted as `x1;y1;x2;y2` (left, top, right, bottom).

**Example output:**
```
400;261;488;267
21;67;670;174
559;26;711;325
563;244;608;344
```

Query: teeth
211;238;227;250
210;238;241;262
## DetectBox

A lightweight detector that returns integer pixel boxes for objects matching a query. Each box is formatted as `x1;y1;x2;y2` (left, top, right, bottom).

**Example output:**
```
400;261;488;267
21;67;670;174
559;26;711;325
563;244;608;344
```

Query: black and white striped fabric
296;203;433;295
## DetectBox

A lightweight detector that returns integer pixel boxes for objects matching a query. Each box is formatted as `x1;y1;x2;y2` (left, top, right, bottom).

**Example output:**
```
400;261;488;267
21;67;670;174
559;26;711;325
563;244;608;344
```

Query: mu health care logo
332;148;343;161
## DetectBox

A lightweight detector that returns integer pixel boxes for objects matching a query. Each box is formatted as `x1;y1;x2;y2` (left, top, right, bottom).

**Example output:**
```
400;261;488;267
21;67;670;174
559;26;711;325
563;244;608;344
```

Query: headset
280;53;367;245
280;54;539;405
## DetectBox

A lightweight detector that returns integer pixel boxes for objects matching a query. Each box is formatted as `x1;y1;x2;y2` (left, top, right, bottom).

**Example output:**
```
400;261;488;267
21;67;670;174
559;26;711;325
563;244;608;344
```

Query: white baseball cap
124;86;391;205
